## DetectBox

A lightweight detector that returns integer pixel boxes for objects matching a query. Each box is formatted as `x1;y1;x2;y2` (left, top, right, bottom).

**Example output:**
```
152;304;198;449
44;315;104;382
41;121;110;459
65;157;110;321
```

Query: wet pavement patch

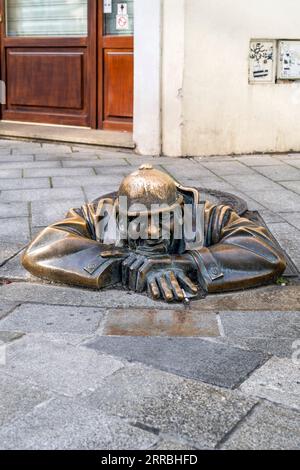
101;308;219;337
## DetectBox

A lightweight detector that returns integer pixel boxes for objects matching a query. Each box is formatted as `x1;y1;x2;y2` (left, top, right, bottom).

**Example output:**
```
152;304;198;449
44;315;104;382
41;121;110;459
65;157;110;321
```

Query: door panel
0;1;133;131
104;49;133;119
7;49;85;109
0;0;96;127
99;1;134;131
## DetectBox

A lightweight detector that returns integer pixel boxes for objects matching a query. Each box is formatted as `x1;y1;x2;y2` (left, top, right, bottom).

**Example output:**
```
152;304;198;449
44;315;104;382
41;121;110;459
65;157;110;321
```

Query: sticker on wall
104;0;112;14
278;41;300;80
117;3;128;15
249;40;276;84
116;3;129;30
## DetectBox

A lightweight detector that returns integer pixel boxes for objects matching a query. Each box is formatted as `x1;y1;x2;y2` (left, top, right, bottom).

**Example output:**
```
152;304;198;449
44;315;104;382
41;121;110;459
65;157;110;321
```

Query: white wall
133;0;162;156
183;0;300;156
161;0;185;156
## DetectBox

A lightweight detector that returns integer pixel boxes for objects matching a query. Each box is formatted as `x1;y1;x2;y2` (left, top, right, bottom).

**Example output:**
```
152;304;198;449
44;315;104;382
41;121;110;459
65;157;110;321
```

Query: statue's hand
122;253;198;302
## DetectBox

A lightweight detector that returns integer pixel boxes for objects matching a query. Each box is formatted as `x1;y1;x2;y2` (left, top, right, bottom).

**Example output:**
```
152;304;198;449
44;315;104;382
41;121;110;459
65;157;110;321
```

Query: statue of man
22;165;286;302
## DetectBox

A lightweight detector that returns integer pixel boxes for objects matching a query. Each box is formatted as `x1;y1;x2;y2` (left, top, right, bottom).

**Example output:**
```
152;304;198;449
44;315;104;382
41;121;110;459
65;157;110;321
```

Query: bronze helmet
118;164;183;216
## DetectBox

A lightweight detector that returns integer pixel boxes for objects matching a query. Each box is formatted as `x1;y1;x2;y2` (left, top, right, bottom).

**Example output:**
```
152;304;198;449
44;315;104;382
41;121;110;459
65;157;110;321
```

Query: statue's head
118;165;183;253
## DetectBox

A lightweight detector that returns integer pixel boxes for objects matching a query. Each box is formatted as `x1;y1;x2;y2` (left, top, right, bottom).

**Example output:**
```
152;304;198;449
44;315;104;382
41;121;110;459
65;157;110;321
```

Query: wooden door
0;0;97;127
98;0;134;131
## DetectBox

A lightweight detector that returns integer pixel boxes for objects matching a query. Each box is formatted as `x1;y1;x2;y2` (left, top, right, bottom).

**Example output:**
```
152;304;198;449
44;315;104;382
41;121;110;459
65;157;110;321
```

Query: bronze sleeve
22;207;121;289
190;208;286;293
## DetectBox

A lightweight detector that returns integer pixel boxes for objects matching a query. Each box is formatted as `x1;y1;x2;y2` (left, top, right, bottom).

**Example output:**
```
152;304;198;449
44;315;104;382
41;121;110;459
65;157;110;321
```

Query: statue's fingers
136;259;152;292
147;277;160;300
122;254;137;287
128;257;146;291
177;273;198;295
167;271;184;301
157;274;174;302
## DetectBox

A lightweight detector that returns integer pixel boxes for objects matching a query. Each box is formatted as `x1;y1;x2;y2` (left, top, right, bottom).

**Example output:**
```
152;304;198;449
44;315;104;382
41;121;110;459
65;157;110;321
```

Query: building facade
1;0;300;157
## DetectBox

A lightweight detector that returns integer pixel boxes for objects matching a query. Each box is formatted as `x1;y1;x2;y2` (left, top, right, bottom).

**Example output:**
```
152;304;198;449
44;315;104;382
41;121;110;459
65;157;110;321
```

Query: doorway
0;0;134;131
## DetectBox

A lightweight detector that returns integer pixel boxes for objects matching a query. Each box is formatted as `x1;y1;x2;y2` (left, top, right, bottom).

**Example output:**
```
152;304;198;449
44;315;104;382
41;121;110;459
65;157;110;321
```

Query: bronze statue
22;165;286;303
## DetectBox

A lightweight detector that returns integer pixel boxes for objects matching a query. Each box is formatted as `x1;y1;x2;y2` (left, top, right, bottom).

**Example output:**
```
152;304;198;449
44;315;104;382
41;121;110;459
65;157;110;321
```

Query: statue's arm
22;207;125;289
189;208;286;293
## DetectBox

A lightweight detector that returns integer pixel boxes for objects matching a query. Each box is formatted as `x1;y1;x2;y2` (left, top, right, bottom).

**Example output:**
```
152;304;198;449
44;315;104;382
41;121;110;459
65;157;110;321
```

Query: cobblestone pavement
0;139;299;450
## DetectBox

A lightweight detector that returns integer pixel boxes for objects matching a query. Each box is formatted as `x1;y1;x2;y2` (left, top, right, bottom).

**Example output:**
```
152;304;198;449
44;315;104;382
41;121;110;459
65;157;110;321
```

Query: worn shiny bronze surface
22;165;286;303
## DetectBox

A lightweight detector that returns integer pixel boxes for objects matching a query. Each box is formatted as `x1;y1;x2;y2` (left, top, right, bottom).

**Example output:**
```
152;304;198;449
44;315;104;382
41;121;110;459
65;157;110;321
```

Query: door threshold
0;121;135;149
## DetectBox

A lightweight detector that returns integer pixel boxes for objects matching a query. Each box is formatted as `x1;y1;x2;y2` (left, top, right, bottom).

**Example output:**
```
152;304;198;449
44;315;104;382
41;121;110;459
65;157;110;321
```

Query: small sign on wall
116;2;129;30
103;0;112;14
278;41;300;80
249;40;276;84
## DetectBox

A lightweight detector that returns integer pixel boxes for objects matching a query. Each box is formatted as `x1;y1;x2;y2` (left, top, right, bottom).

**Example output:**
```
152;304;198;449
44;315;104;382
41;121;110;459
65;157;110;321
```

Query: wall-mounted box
278;40;300;80
249;39;276;84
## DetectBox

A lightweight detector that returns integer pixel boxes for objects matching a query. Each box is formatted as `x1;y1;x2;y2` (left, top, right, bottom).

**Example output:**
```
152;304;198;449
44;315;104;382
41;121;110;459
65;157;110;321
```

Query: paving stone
236;155;282;166
81;364;257;449
62;159;129;168
0;397;158;450
268;222;300;269
194;285;300;311
0;282;175;309
40;143;72;154
101;308;219;337
0;161;61;170
162;163;215;179
220;310;300;341
83;185;120;202
24;167;95;178
0;217;30;243
85;336;267;388
0;302;18;320
10;143;42;154
0;241;25;266
245;190;300;212
216;310;300;358
216;336;297;358
0;373;51;428
283;159;300;169
154;440;196;450
0;331;24;343
279;181;300;195
219;187;265;211
0;154;34;163
1;282;298;311
0;304;106;334
259;210;285;223
0;251;34;282
0;169;22;178
253;164;300;181
3;335;124;396
188;179;236;193
94;165;139;176
0;187;84;203
240;357;300;410
200;161;257;176
0;178;49;190
225;174;282;192
221;402;300;450
31;199;84;227
0;202;28;219
279;211;300;230
52;176;120;189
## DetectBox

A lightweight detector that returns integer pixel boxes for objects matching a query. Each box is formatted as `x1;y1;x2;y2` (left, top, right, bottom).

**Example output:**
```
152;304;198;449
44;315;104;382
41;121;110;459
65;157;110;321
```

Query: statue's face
125;212;175;254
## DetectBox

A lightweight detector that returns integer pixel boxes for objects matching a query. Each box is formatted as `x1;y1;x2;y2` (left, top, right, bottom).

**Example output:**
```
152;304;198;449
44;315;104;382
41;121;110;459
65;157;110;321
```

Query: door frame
97;5;134;131
0;0;97;128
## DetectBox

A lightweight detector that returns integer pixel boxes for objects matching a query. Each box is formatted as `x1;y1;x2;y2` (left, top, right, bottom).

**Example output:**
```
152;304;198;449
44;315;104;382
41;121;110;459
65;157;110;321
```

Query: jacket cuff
189;248;224;290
